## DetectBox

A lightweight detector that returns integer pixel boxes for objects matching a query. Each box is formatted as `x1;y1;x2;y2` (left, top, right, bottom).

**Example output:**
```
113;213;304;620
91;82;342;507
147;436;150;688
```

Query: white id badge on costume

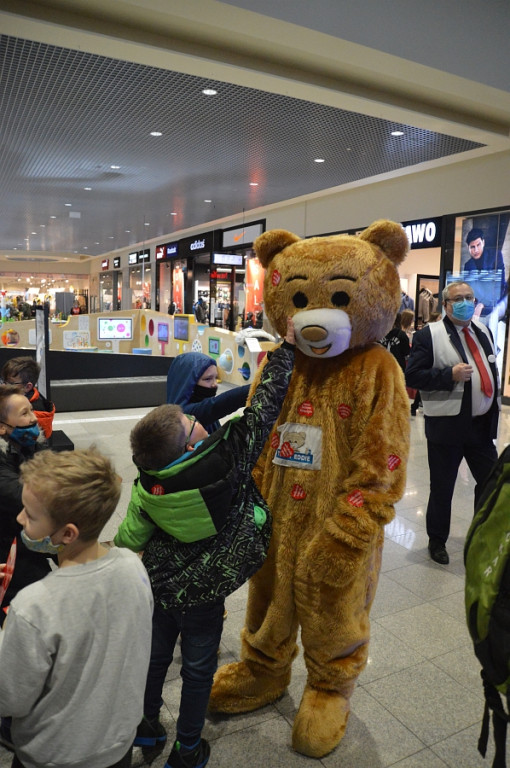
272;422;322;470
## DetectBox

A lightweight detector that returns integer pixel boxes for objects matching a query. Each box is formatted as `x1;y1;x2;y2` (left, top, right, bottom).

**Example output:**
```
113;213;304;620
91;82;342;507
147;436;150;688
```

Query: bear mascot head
210;220;410;758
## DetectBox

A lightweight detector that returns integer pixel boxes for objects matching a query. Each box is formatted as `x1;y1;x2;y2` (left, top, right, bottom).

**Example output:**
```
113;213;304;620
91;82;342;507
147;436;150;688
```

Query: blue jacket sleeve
405;326;454;391
182;385;250;426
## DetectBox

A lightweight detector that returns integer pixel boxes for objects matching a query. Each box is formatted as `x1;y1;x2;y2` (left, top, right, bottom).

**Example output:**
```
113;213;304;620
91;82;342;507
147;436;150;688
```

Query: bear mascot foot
209;660;290;713
291;685;350;758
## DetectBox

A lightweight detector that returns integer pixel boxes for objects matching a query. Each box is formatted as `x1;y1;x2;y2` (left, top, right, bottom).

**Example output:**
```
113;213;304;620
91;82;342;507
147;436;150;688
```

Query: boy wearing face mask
406;281;499;565
0;385;49;627
166;352;250;434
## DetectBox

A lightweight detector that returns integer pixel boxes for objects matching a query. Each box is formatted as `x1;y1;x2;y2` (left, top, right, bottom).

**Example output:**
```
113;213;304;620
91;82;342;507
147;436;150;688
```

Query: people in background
406;281;499;565
166;352;250;434
380;313;410;373
0;448;153;768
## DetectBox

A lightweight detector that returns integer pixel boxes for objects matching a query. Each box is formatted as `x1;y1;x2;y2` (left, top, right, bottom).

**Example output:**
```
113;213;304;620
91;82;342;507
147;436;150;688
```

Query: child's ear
60;523;80;545
0;422;9;437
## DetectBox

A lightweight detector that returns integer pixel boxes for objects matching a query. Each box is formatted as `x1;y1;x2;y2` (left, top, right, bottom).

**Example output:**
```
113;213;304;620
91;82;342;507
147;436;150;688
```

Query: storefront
99;257;122;312
155;241;179;313
128;249;151;309
219;221;265;330
399;217;442;329
178;231;217;319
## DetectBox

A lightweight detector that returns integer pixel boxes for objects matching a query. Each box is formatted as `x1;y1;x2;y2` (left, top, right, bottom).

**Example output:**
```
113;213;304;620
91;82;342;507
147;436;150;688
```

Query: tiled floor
2;400;510;768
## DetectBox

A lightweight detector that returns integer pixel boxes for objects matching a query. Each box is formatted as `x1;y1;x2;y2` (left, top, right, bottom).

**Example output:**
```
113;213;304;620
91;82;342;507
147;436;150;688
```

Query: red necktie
462;327;493;398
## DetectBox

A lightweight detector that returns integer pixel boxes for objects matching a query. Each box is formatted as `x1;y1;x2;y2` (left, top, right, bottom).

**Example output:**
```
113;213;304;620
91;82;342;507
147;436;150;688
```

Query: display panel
209;337;220;355
97;317;133;340
173;315;189;341
157;322;169;343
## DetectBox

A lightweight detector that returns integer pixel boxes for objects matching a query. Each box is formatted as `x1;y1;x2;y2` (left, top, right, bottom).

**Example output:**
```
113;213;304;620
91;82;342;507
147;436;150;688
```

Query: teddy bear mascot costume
209;220;411;758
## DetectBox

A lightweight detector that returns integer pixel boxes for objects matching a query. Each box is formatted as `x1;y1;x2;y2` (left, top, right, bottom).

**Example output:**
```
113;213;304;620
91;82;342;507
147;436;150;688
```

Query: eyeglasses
446;295;474;304
184;413;197;447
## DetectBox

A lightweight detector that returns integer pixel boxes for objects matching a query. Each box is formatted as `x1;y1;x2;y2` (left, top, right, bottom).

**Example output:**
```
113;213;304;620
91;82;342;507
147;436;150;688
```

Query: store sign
222;222;264;248
128;252;138;265
137;249;150;263
113;257;121;269
213;252;243;266
211;270;229;280
180;232;213;256
401;217;441;249
156;241;179;260
101;259;109;270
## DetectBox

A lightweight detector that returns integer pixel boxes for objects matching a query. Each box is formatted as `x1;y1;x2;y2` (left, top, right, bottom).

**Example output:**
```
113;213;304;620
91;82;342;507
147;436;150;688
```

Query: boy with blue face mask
0;386;49;628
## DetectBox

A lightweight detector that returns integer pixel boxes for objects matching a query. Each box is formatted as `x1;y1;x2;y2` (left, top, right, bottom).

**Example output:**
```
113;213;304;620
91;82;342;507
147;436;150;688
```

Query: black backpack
465;445;510;767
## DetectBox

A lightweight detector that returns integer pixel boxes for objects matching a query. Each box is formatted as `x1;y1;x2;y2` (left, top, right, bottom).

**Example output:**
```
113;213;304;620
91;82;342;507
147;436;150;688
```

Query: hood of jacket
166;352;217;405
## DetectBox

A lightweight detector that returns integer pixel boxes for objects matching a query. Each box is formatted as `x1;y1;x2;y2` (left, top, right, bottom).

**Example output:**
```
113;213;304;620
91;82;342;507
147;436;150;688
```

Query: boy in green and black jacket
114;318;295;768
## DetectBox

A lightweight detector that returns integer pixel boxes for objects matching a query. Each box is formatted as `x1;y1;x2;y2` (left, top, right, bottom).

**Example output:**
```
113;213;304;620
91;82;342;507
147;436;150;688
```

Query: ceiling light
249;182;259;186
314;158;325;163
50;216;57;219
202;88;217;96
110;165;120;170
95;242;100;245
40;224;45;227
125;230;130;233
84;186;92;191
170;212;177;216
109;236;114;239
24;238;29;241
31;232;37;235
204;199;212;203
150;131;162;137
144;222;150;226
391;130;404;136
64;203;72;207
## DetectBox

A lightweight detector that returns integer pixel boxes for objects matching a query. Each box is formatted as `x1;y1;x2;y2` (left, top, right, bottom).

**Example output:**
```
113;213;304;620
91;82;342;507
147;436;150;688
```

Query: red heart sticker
387;454;401;472
291;484;307;500
298;401;314;417
271;269;282;286
279;442;295;458
271;432;280;450
151;484;165;496
337;404;352;419
347;490;364;507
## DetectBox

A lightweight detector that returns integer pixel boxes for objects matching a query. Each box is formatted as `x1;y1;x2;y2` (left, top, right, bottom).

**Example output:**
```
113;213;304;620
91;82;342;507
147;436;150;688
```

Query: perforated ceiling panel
0;34;484;256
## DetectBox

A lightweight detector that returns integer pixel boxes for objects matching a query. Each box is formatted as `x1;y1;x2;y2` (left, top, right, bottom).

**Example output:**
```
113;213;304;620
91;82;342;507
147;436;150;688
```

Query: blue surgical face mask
7;423;40;446
451;299;475;322
20;529;64;555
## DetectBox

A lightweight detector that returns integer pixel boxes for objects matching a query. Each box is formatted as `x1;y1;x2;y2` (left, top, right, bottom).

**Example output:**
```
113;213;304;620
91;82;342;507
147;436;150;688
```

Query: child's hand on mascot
284;316;295;346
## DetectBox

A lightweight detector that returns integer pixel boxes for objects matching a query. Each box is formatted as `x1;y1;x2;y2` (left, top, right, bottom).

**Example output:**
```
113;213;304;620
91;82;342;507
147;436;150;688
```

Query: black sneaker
428;539;449;565
133;715;167;748
0;718;14;752
165;738;210;768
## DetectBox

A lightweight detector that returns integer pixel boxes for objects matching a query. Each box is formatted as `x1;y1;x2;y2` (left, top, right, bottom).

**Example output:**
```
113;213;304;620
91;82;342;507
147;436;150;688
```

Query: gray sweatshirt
0;547;153;768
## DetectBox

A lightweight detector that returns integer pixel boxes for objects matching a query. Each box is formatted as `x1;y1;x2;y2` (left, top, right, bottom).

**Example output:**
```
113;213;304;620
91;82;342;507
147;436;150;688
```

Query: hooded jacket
115;341;295;609
166;351;250;433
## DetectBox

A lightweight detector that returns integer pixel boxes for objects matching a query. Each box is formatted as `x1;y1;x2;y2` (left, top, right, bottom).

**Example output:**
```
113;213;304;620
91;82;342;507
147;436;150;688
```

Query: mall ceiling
0;0;509;262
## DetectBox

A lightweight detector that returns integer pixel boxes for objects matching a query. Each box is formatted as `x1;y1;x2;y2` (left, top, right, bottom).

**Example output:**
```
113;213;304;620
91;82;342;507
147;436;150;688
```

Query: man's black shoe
428;540;449;565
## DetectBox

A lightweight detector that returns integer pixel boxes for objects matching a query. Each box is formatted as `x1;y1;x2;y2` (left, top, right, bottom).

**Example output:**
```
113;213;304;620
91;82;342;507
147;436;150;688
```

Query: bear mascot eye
292;291;308;309
331;291;350;308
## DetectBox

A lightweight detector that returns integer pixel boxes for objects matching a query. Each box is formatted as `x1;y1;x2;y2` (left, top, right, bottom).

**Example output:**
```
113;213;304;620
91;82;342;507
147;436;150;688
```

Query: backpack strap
478;671;510;767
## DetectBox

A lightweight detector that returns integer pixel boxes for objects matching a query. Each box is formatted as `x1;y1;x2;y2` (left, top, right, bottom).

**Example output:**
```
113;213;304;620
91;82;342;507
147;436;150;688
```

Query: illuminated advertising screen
173;315;189;341
97;317;133;340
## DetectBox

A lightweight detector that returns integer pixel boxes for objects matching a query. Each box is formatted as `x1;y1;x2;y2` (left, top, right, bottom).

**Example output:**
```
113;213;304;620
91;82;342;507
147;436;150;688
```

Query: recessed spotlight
64;203;72;207
50;215;57;219
84;186;92;191
170;212;177;216
314;158;325;163
204;199;212;203
249;182;259;186
150;131;162;137
24;238;29;241
83;246;88;250
109;236;114;239
110;165;120;170
202;88;217;96
144;222;150;226
31;232;37;235
391;130;404;136
40;224;45;227
95;242;100;245
125;230;131;233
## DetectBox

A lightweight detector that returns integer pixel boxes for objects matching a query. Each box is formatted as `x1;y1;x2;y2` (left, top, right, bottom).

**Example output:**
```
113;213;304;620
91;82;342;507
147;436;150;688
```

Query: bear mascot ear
255;230;301;268
359;219;408;267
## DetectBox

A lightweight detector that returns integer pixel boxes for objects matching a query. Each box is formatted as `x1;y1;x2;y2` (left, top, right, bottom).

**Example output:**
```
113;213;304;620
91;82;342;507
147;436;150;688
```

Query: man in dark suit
406;281;499;564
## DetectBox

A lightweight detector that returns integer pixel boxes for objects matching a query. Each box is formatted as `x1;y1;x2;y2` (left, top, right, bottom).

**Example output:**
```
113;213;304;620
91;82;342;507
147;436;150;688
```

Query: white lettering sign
404;221;437;245
190;239;206;251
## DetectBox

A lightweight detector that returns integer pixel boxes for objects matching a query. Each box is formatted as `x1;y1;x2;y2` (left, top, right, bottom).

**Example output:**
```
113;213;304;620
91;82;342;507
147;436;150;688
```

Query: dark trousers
12;746;132;768
426;419;497;544
144;601;225;744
